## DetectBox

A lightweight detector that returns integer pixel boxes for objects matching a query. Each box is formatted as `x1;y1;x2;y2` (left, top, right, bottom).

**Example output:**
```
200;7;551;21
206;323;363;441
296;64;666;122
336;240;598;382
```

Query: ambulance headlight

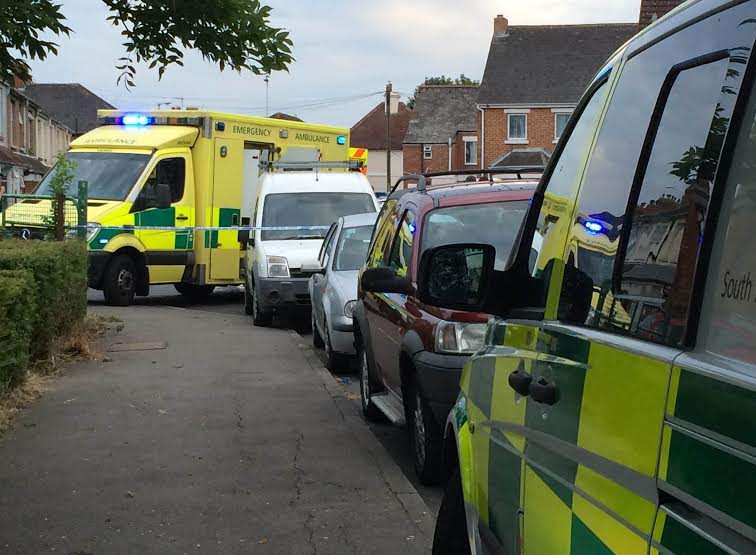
267;256;290;278
435;321;487;354
86;223;101;243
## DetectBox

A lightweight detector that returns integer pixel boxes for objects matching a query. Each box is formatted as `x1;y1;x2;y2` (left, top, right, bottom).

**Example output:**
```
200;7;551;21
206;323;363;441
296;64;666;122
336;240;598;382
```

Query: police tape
53;224;333;232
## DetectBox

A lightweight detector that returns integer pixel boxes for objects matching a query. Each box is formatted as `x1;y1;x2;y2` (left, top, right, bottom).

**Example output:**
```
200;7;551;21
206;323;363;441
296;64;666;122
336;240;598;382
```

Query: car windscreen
422;201;529;270
261;193;375;241
35;152;151;201
333;225;374;271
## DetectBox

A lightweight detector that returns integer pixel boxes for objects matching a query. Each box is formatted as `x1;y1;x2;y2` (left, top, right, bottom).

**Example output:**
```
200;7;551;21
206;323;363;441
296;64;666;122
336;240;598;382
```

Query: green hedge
0;240;87;362
0;269;36;390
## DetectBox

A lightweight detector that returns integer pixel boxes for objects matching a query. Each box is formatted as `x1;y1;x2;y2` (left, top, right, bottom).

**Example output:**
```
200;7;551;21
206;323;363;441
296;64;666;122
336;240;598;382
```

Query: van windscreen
261;193;375;240
35;152;151;201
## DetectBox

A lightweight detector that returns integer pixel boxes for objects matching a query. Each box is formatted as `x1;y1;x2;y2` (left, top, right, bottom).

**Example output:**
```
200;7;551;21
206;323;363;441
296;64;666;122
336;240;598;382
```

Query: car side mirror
156;183;172;209
238;229;250;248
361;267;411;295
417;243;495;311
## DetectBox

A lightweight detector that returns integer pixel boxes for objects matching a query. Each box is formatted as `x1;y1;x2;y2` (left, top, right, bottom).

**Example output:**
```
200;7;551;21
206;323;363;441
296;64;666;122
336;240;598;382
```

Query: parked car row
260;2;756;554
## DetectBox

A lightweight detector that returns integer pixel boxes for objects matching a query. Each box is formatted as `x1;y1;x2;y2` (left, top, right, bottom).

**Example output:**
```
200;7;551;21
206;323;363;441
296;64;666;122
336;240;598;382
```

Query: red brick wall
481;107;561;167
403;143;451;174
639;0;684;27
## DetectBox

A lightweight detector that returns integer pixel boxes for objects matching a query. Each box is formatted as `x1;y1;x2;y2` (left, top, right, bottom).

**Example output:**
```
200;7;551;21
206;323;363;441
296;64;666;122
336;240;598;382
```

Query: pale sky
28;0;642;128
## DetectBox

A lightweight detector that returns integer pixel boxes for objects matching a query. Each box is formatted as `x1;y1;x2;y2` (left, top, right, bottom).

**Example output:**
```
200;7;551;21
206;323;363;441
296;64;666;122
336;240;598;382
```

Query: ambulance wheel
250;281;273;327
432;467;471;555
174;283;215;302
103;254;136;307
407;380;443;485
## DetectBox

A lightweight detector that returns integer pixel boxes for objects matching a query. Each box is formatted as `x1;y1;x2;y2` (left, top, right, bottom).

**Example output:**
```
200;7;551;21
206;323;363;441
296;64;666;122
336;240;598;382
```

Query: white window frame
506;110;529;144
463;136;478;166
423;144;432;160
552;108;573;143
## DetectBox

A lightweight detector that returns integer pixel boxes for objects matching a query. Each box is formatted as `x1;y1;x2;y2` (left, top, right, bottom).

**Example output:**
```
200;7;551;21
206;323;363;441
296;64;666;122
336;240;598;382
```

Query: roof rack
261;160;363;172
389;166;541;196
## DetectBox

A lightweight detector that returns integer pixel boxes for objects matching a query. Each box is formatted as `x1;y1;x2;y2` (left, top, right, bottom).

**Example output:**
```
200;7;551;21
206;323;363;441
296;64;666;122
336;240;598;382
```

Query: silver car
309;212;377;370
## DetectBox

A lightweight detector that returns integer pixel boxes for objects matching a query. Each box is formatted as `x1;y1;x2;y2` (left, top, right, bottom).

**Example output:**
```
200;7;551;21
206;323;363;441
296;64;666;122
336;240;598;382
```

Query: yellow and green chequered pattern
460;321;672;554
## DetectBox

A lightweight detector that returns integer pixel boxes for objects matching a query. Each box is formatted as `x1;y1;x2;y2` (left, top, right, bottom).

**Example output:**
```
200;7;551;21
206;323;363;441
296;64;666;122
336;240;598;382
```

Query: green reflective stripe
175;230;193;249
665;428;756;530
204;230;219;248
526;442;576;507
469;356;496;419
674;370;756;448
134;207;175;226
488;432;522;551
571;515;614;554
219;207;240;227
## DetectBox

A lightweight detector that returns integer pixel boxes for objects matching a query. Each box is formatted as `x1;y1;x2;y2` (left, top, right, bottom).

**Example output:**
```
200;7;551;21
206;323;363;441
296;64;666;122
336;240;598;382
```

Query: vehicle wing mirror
417;243;495;310
361;267;411;295
238;229;250;247
156;183;172;209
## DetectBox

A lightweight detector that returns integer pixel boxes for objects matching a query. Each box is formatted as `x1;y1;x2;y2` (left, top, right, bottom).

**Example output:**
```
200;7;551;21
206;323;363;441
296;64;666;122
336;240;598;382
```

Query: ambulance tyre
174;283;215;302
432;467;471;555
103;254;136;307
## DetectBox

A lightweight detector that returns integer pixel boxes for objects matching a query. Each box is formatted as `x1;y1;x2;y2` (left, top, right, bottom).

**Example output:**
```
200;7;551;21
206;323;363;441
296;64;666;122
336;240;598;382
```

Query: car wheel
312;310;324;348
407;382;443;485
432;467;471;555
358;346;382;421
103;254;136;307
174;283;215;302
324;322;340;372
250;280;273;327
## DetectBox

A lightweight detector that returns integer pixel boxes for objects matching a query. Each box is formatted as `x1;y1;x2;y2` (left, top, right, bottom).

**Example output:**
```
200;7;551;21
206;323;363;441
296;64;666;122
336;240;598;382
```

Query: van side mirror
156;183;172;209
417;243;495;310
361;267;411;295
238;229;250;247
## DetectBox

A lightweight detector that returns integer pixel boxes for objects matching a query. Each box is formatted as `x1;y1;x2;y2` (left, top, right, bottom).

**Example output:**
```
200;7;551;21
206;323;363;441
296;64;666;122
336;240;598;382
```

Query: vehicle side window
557;4;754;347
701;84;756;368
366;199;398;268
319;224;338;266
132;157;185;212
388;210;416;277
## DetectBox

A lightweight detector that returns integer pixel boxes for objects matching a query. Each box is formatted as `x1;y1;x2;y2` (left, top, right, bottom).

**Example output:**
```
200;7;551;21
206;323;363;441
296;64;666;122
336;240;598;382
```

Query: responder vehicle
432;1;756;553
244;161;378;326
7;110;350;305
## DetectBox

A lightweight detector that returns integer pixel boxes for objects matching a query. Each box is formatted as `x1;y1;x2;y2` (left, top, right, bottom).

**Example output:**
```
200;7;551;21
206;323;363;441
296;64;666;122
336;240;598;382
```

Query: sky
28;0;642;128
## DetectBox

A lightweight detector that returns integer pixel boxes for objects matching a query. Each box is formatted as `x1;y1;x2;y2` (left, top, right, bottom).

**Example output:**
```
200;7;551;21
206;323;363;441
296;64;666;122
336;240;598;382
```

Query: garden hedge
0;240;87;365
0;269;36;391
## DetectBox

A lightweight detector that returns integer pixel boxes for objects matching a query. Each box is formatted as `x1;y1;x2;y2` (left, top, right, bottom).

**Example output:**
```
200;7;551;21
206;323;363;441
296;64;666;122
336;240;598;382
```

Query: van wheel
359;346;382;422
244;279;254;315
250;280;273;327
407;381;443;485
432;467;471;555
312;310;325;348
174;283;215;302
103;254;136;307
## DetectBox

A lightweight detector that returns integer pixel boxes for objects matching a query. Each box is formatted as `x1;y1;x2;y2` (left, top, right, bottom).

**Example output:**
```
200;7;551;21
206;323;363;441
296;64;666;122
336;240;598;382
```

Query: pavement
0;288;435;554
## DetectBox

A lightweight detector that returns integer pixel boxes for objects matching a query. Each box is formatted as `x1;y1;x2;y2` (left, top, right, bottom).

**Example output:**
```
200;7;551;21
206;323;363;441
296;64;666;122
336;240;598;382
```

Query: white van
244;168;378;325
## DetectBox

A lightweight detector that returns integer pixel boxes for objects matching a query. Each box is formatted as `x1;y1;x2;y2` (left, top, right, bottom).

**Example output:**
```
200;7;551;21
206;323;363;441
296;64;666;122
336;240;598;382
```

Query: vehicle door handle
508;369;532;396
529;377;558;405
176;215;189;221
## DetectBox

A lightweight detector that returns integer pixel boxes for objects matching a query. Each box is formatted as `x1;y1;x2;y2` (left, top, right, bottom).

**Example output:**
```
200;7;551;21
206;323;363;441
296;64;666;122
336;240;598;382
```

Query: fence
0;181;88;241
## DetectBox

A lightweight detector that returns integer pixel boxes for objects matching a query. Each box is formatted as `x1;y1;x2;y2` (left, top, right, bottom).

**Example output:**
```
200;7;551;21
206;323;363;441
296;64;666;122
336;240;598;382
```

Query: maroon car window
422;201;528;270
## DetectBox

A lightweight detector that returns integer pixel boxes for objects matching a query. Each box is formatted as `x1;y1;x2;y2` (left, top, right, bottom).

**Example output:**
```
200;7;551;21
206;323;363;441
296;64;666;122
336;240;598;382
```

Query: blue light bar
336;135;347;145
584;221;604;234
121;113;151;126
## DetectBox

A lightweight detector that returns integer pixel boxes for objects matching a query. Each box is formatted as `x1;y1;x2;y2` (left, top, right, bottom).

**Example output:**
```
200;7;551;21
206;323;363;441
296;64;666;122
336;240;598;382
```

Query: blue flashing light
584;220;604;234
408;222;417;235
121;113;150;126
336;135;347;145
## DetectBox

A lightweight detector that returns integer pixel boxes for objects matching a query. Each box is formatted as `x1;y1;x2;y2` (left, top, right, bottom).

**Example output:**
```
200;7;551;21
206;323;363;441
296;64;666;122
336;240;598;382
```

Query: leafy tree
0;0;293;87
407;74;479;108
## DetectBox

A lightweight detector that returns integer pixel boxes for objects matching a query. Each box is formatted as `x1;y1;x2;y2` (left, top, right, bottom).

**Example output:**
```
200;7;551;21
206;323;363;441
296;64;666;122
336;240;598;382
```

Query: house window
463;137;478;166
554;112;571;141
507;113;527;142
423;144;432;160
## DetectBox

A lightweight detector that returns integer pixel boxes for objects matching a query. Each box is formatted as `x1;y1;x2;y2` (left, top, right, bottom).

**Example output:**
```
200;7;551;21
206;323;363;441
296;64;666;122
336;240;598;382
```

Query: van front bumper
88;251;110;289
256;277;311;312
413;351;469;427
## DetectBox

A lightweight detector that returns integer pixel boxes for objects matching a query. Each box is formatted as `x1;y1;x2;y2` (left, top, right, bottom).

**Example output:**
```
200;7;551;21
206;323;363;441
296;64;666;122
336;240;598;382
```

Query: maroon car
353;175;536;484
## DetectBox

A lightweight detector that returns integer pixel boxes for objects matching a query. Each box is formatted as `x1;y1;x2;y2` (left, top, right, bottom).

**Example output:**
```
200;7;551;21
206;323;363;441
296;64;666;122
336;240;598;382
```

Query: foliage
407;74;480;108
1;0;294;87
41;152;77;236
0;0;71;84
0;269;36;392
0;240;87;361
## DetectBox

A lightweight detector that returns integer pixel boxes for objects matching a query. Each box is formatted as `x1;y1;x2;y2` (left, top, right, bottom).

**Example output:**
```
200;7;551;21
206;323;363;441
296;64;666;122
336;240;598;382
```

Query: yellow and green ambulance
432;1;756;553
11;110;350;305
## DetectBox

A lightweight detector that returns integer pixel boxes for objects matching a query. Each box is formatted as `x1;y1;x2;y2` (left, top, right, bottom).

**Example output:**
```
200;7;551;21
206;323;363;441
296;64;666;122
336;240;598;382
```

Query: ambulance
15;110;351;305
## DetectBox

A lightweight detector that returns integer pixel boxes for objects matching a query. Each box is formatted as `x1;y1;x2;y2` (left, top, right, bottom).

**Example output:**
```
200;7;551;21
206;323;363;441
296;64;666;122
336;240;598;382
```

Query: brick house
22;83;116;138
402;85;479;176
351;101;411;192
478;0;685;170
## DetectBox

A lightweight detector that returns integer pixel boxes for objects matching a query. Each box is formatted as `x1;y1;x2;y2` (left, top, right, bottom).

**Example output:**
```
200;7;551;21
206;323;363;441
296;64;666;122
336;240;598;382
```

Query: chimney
639;0;684;28
494;14;508;36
